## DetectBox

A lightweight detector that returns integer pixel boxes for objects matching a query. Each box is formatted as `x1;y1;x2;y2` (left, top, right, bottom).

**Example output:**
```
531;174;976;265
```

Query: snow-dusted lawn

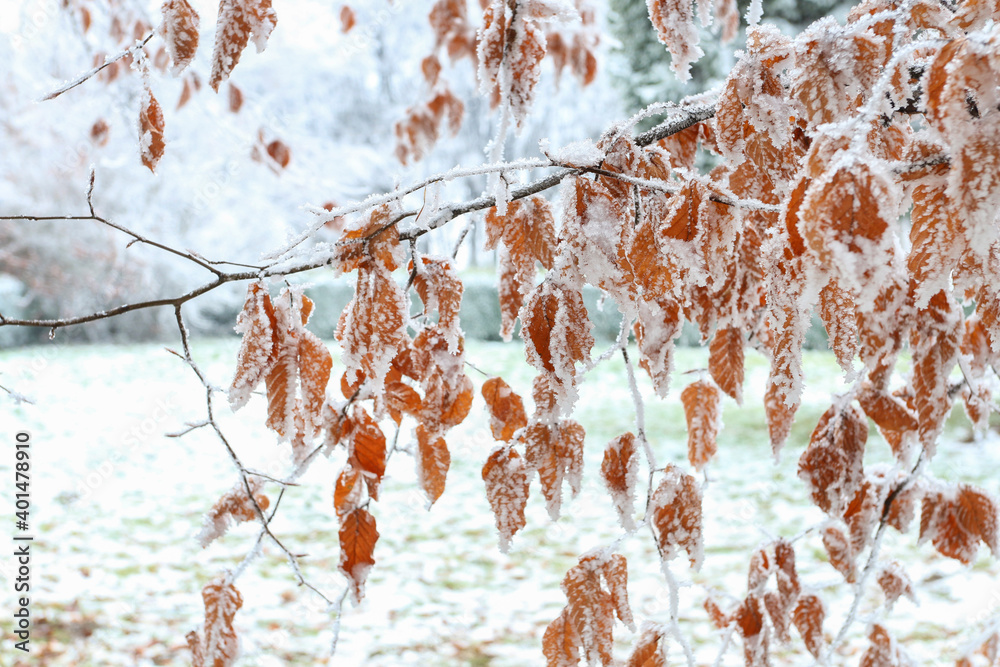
1;337;998;666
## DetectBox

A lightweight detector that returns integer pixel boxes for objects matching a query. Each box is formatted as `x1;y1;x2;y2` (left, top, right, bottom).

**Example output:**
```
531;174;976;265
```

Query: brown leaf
333;205;403;273
523;420;585;520
497;243;534;342
860;623;909;667
704;596;730;629
709;326;745;403
159;0;200;75
195;573;242;667
298;330;332;430
910;290;961;457
210;0;278;91
646;0;703;81
681;379;721;471
818;281;858;376
561;551;630;665
774;539;801;604
797;404;868;515
333;465;362;518
139;84;165;172
959;485;1000;557
857;381;918;450
481;376;528;441
198;478;269;547
482;446;530;553
340;5;356;33
348;406;386;497
909;183;964;306
415;424;450;506
339;507;378;603
229;283;277;411
792;593;825;659
542;607;580;667
508;19;546;126
734;594;769;666
625;623;666;667
601;432;639;531
650;463;703;569
228;83;243;112
521;275;593;398
338;263;408;394
384;380;421;425
411;256;464;349
634;298;682;398
822;525;856;582
764;380;796;458
877;561;916;608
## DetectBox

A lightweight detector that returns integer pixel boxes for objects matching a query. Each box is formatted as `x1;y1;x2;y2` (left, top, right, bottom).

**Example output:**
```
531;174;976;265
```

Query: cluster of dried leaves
54;0;1000;665
71;0;287;173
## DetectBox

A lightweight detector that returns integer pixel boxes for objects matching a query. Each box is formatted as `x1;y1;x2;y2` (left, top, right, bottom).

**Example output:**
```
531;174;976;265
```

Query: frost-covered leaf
705;595;730;629
910;290;961;457
348;405;386;498
139;83;165;172
646;0;704;81
625;622;667;667
857;381;918;452
734;594;769;666
509;18;547;126
650;463;703;569
415;327;474;435
818;281;857;376
821;525;856;582
486;195;557;269
198;478;269;547
190;573;242;667
792;593;825;659
210;0;278;90
797;403;867;516
160;0;200;75
542;607;581;667
560;550;634;665
482;376;528;441
709;325;745;403
339;507;378;604
877;561;916;608
860;624;913;667
477;0;506;105
337;263;408;394
416;424;450;506
521;274;594;406
523;420;585;520
263;289;332;445
634;298;682;398
411;256;464;351
681;378;720;470
229;282;276;411
800;161;897;299
789;20;886;129
909;183;964;308
334;464;362;518
601;432;639;531
482;446;530;553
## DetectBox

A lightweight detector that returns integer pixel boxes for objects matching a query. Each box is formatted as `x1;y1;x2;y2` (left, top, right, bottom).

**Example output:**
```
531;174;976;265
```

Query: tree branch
41;32;156;101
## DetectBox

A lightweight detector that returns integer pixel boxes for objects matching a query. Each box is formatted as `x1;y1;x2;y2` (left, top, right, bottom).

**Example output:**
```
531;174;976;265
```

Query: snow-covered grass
1;337;998;666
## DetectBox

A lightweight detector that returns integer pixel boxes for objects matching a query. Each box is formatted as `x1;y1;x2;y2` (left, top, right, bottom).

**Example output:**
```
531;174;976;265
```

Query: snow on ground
0;337;998;666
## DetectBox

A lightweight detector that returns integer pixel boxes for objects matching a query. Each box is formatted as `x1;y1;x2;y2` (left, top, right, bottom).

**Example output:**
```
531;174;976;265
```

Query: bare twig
170;303;340;608
41;32;156;101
